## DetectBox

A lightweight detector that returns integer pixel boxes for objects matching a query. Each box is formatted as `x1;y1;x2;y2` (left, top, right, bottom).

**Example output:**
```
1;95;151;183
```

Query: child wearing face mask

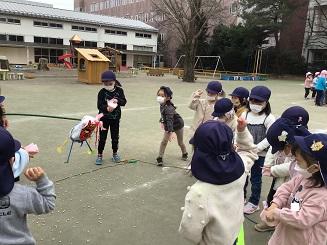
0;127;56;245
188;81;225;134
229;87;249;118
255;117;311;232
96;71;127;165
242;86;276;214
261;133;327;245
156;86;188;166
212;98;238;133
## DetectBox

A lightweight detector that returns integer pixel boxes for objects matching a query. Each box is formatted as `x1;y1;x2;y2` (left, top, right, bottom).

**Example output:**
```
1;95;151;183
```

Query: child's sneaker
181;153;189;161
254;222;275;232
156;157;163;166
112;153;121;163
95;155;103;165
243;202;260;214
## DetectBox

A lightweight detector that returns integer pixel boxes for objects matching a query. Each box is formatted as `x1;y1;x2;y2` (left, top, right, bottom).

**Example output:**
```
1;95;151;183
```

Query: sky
35;0;74;10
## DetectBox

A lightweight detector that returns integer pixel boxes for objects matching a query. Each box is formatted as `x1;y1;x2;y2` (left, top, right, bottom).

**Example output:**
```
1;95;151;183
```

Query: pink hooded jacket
268;175;327;245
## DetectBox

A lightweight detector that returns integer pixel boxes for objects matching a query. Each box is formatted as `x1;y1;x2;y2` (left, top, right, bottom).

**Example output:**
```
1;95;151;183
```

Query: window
135;32;152;39
6;35;24;42
34;21;63;29
80;41;98;48
0;17;7;23
34;48;64;63
105;43;127;50
7;18;21;24
133;45;153;52
79;58;86;70
34;36;63;45
105;29;127;36
72;25;97;32
0;34;6;41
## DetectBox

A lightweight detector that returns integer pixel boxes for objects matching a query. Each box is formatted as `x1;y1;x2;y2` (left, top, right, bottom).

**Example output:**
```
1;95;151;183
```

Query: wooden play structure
76;48;110;84
0;56;9;80
147;68;164;76
98;47;122;72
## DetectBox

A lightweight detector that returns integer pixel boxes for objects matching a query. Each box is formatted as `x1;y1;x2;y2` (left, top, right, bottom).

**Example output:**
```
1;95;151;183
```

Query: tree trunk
183;42;196;82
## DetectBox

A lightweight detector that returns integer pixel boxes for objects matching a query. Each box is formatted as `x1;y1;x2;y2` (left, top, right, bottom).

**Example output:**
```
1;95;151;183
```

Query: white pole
213;56;220;78
194;56;200;69
174;55;184;69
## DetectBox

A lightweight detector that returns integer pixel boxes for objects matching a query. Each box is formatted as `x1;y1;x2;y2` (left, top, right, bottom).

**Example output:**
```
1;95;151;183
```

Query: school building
0;0;158;67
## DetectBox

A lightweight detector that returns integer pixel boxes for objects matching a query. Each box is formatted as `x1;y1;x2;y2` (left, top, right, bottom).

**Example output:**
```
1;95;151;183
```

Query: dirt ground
1;69;326;245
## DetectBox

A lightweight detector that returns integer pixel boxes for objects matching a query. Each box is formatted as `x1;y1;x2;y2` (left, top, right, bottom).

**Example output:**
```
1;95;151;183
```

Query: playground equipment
0;56;9;80
58;53;73;69
76;48;110;84
98;47;122;72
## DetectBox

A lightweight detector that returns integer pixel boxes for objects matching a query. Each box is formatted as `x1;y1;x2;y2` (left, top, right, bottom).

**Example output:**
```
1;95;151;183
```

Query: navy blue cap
206;81;223;94
212;98;234;117
159;86;173;98
281;106;309;127
101;70;116;81
294;134;327;185
0;127;21;197
249;86;271;102
0;96;5;104
191;120;244;185
267;118;311;154
229;87;249;99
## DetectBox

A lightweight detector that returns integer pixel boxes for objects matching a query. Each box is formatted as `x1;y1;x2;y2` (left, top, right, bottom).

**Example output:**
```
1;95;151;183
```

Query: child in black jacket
96;71;127;165
156;86;188;166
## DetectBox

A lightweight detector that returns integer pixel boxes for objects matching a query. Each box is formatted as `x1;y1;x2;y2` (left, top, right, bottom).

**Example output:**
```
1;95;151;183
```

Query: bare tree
152;0;225;82
303;0;327;66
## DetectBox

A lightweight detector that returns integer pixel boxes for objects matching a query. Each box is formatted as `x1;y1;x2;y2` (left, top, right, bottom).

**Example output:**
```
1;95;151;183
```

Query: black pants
304;88;311;98
98;118;120;154
312;88;317;98
266;178;277;207
316;90;324;106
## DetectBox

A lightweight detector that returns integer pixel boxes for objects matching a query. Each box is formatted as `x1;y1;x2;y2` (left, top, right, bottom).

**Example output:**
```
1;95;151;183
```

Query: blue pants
244;156;265;206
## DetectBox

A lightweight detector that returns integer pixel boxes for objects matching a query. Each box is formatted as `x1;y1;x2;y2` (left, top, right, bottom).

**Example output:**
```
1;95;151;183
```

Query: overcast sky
35;0;74;10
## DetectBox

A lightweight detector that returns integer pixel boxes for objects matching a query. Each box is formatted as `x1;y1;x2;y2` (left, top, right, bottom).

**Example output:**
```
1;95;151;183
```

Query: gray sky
35;0;73;10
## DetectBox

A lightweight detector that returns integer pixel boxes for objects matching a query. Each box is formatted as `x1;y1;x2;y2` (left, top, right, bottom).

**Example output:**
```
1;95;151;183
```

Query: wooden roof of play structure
75;48;110;62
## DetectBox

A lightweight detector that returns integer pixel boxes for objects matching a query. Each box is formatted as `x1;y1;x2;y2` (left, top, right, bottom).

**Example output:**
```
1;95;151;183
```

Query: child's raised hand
237;118;247;132
262;166;272;177
24;167;45;182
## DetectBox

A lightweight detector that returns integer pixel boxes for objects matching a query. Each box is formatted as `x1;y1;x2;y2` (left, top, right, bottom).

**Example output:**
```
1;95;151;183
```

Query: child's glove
24;143;39;157
24;167;45;182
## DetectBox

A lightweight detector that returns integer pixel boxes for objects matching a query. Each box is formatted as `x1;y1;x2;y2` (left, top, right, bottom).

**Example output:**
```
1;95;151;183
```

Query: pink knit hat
321;70;327;77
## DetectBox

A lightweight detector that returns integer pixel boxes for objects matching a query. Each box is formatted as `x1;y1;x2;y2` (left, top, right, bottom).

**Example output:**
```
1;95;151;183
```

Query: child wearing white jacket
179;118;258;245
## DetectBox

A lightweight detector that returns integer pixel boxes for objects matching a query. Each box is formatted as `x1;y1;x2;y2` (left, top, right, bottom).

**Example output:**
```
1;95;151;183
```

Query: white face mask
250;104;264;114
294;164;312;178
207;95;217;101
157;96;165;104
105;85;115;91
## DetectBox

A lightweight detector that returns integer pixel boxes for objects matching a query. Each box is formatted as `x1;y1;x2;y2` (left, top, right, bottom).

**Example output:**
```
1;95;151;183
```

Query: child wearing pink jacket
262;133;327;245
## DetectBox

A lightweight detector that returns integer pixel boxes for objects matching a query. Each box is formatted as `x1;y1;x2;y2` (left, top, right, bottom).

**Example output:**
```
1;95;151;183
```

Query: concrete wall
0;46;32;64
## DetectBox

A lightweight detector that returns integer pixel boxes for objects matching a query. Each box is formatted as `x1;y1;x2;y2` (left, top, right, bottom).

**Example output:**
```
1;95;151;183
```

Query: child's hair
291;144;324;188
157;86;176;108
247;101;272;115
237;97;248;107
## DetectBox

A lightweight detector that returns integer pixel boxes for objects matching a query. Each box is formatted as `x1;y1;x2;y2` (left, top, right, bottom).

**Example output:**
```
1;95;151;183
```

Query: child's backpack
69;114;104;143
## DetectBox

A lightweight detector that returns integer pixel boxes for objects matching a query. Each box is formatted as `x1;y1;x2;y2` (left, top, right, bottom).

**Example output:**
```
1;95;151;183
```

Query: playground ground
1;70;326;245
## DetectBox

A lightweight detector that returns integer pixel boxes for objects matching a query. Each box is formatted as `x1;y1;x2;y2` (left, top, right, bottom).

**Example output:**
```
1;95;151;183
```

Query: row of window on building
0;17;153;38
89;0;145;12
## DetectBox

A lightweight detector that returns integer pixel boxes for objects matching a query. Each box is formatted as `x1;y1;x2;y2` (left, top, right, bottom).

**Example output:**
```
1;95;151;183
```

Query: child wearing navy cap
179;118;258;245
212;98;238;133
255;117;311;232
262;133;327;245
189;81;224;134
156;86;188;166
242;85;276;214
0;127;56;245
96;70;127;165
229;87;249;117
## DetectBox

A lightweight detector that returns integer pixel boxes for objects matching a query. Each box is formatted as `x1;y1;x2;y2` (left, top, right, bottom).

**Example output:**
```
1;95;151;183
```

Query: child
229;87;249;117
0;127;56;245
312;72;320;99
179;118;258;245
304;72;313;99
156;86;188;166
212;98;238;133
0;95;8;128
96;71;127;165
281;106;309;128
242;86;276;214
189;81;224;133
255;117;311;232
314;70;327;106
262;133;327;245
